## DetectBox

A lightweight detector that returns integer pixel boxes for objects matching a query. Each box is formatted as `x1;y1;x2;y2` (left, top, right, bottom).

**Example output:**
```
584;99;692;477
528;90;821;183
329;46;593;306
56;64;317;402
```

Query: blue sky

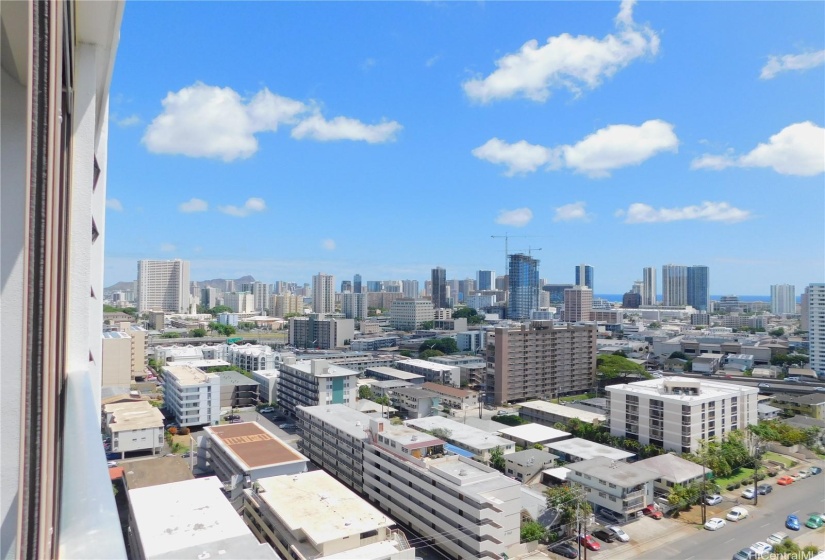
104;1;824;295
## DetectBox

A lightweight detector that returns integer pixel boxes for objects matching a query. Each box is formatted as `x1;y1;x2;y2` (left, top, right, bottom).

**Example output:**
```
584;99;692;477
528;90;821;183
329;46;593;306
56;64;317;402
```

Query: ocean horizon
595;294;777;303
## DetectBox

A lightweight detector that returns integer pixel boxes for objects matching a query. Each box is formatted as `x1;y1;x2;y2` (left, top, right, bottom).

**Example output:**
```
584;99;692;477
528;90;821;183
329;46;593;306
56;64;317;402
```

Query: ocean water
595;294;773;303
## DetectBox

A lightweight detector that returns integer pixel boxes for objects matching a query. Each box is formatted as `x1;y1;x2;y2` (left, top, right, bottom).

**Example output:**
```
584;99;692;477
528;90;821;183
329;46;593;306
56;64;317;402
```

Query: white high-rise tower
662;264;687;307
770;284;796;315
137;259;191;313
642;267;657;305
312;272;335;314
808;284;825;375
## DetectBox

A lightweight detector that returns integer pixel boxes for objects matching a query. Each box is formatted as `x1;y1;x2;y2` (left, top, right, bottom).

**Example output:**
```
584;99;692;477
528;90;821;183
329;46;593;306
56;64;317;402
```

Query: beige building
563;285;593;322
271;293;304;317
389;298;435;331
102;331;133;389
103;401;165;457
488;321;597;405
223;291;255;313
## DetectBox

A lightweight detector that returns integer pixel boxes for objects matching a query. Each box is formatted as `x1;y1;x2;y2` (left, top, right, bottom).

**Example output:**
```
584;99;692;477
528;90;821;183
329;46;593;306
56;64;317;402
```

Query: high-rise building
137;259;191;313
288;315;355;350
341;292;368;320
271;294;304;317
564;285;593;322
225;279;236;293
686;265;710;311
622;292;642;309
311;272;335;313
200;286;218;309
808;284;825;375
401;279;419;298
340;280;352;293
353;273;362;294
431;267;447;309
223;292;255;313
632;280;644;295
458;278;476;302
489;322;598;404
575;263;594;291
662;264;688;306
542;284;575;305
241;281;270;313
507;254;539;320
800;288;811;331
771;284;796;315
477;270;495;291
389;298;435;330
642;267;657;305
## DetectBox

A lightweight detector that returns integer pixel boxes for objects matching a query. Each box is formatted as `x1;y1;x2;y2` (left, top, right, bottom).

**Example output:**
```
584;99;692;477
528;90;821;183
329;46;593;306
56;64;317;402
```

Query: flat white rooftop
606;376;758;402
546;438;634;461
367;366;424;381
255;471;394;546
298;404;372;441
405;416;512;452
163;364;215;385
518;400;606;423
396;359;456;372
104;401;164;431
285;359;359;378
496;423;571;444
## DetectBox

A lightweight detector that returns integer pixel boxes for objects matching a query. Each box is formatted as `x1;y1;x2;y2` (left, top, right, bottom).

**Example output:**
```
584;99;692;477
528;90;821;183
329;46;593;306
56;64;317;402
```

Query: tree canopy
749;420;819;447
520;521;546;543
669;351;688;360
771;354;808;367
418;349;445;360
597;354;649;379
209;305;233;316
452;307;484;324
419;338;458;355
545;484;591;526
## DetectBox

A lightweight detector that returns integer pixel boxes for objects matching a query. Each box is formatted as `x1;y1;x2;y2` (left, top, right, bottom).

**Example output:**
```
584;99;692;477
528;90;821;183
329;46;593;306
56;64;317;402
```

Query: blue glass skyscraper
508;254;539;320
687;265;710;311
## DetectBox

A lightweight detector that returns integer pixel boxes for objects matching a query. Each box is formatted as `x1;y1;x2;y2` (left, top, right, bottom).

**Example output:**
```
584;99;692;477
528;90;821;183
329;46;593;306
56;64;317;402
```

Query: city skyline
103;1;823;293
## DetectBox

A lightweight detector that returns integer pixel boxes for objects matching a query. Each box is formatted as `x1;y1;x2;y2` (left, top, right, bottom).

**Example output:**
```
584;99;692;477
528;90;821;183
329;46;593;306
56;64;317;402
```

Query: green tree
161;332;181;338
669;351;688;360
490;447;506;472
452;307;484;325
520;521;546;543
769;327;785;337
398;350;413;358
419;338;458;355
358;385;375;400
649;322;662;329
596;354;648;379
420;321;434;330
612;350;628;357
430;428;453;440
209;305;233;316
191;328;207;338
667;482;702;510
545;484;592;526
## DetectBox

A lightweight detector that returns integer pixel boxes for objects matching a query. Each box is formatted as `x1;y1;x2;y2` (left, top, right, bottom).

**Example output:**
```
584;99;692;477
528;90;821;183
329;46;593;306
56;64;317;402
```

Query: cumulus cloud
471;138;559;176
617;201;752;224
463;0;659;103
553;202;591;222
160;242;176;252
691;122;824;176
321;239;336;251
291;114;402;143
473;120;677;178
760;49;825;80
106;198;123;212
178;198;209;213
495;207;533;227
218;197;267;218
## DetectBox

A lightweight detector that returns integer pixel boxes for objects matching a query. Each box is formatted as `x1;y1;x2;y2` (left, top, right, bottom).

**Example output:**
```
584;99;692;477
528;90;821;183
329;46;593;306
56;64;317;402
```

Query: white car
706;494;723;505
106;460;118;468
797;469;811;479
259;407;275;413
742;488;756;499
750;542;773;556
606;526;630;542
766;532;788;545
704;518;727;531
726;506;749;522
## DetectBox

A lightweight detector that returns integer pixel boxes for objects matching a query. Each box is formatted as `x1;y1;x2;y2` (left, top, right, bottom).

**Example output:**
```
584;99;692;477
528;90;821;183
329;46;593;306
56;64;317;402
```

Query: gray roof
757;403;781;413
217;370;260;387
569;456;659;487
773;392;825;406
783;415;825;430
504;448;558;464
392;387;439;399
634;453;706;483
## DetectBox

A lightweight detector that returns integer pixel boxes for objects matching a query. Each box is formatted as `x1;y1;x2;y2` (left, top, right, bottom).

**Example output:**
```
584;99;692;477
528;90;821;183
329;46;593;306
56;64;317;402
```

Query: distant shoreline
594;294;780;303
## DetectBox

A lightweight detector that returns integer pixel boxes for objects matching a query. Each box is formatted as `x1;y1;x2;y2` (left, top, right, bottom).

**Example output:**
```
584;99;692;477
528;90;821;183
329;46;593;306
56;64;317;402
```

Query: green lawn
553;393;596;404
713;467;756;488
763;451;794;468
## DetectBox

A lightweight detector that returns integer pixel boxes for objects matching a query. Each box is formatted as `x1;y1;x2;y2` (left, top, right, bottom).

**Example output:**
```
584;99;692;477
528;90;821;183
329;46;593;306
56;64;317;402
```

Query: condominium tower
770;284;796;315
575;263;594;291
642;267;657;305
477;270;495;291
137;259;191;313
311;272;335;313
686;265;710;311
564;285;593;322
662;264;688;306
431;266;447;308
808;283;825;375
507;253;539;320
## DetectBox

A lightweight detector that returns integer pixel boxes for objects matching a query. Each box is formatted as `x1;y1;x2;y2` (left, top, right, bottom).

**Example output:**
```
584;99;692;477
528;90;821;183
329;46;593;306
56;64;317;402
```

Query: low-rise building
389;298;435;331
103;401;165;458
692;353;721;374
633;453;707;496
351;336;400;351
393;358;460;387
757;403;782;420
243;470;414;560
198;422;309;504
567;456;658;522
503;449;558;483
289;314;355;350
545;438;634;463
101;331;133;389
421;382;478;410
217;370;260;408
252;369;279;405
228;344;279;371
391;386;441;419
726;354;755;372
365;366;425;385
278;358;359;417
496;423;571;449
163;364;221;427
405;416;515;462
372;380;414;398
518;400;606;427
771;393;825;420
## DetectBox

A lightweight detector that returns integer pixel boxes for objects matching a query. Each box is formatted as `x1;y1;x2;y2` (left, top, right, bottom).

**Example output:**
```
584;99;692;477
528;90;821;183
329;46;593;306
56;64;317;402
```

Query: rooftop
382;422;444;449
123;456;194;490
546;438;635;461
102;331;130;339
298;404;372;441
518;400;606;423
496;423;571;444
163;364;215;385
283;359;360;378
365;366;425;381
217;370;260;387
254;471;394;547
129;476;278;559
205;422;307;470
606;376;759;401
391;386;440;399
772;392;825;406
172;358;231;368
104;401;164;432
633;453;706;483
395;359;456;372
405;416;512;452
503;448;559;464
569;456;659;487
422;381;476;398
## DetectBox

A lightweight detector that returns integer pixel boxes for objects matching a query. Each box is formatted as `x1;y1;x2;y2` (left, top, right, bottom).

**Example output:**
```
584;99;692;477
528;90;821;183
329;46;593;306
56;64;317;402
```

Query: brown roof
422;382;474;399
109;466;124;481
123;456;194;490
206;422;307;470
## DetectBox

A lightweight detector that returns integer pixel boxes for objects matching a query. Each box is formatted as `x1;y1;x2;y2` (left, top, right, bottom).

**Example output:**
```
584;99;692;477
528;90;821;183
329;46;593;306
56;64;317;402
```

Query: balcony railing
58;370;127;559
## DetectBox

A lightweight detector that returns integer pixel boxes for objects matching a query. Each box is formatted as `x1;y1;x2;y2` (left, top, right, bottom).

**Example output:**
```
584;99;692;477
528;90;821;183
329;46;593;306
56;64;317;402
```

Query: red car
642;504;663;519
776;476;794;486
579;535;601;551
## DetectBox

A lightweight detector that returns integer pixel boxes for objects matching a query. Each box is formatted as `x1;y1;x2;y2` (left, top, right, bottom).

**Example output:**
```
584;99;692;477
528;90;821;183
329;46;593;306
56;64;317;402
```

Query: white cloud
471;138;558;176
618;201;752;224
142;83;308;161
463;0;659;103
495;207;533;227
473;120;677;177
218;197;267;218
553;202;591;222
291;114;402;143
760;49;825;80
114;114;141;127
426;54;442;68
160;242;176;252
691;122;824;176
106;198;123;212
178;198;208;213
321;239;336;251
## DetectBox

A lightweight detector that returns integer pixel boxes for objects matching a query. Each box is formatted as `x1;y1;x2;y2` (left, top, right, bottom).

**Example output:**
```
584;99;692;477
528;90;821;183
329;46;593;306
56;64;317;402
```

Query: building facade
809;284;825;375
575;264;594;291
389;298;435;331
477;270;495;291
686;265;710;312
137;259;191;313
312;272;336;314
223;291;255;314
278;358;359;416
662;264;688;307
341;291;369;320
507;254;539;320
289;314;354;349
431;267;447;309
567;457;658;521
240;281;270;313
770;284;796;315
564;286;593;322
163;364;221;427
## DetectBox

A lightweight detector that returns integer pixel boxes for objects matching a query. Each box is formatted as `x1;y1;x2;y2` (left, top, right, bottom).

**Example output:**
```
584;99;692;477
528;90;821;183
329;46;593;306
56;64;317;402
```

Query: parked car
757;484;773;495
777;476;794;486
786;514;800;531
592;528;616;543
225;414;240;421
732;548;758;560
789;472;803;481
107;461;118;468
742;488;756;499
706;494;723;506
259;407;275;413
278;423;295;429
816;387;825;392
579;535;601;552
642;504;663;519
704;518;727;531
757;383;771;388
599;509;622;524
805;515;824;529
810;466;822;475
726;507;749;522
749;542;773;556
549;542;578;559
766;532;788;545
797;469;811;479
606;526;630;542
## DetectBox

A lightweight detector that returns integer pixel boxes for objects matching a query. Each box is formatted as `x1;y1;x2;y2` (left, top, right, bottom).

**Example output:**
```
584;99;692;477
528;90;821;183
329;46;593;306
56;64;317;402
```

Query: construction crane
490;234;541;277
528;246;542;257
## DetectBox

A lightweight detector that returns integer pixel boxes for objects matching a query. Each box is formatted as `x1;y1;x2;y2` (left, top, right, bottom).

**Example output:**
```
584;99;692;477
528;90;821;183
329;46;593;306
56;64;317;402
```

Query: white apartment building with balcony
137;259;191;313
278;358;358;417
162;364;221;427
227;344;278;371
606;377;758;453
566;456;659;521
103;401;165;457
809;283;825;376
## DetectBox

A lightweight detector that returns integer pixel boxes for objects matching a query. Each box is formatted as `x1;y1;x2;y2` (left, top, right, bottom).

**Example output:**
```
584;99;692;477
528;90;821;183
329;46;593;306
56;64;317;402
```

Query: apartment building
518;400;606;427
771;393;825;420
634;453;706;496
496;424;571;449
342;291;369;320
567;456;658;521
227;344;278;371
278;358;358;416
162;364;221;427
771;284;796;315
271;293;304;317
809;284;825;375
503;449;558;482
405;416;515;461
366;367;425;385
545;438;634;463
391;387;442;418
197;422;308;503
240;281;270;314
103;401;165;457
101;331;133;389
389;298;436;330
289;314;355;349
216;370;260;408
363;417;521;560
393;358;461;387
606;377;759;453
351;336;401;351
430;355;487;389
243;470;414;560
252;369;280;405
488;321;597;405
563;286;592;322
137;259;191;313
312;272;336;314
224;291;256;314
421;382;478;410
